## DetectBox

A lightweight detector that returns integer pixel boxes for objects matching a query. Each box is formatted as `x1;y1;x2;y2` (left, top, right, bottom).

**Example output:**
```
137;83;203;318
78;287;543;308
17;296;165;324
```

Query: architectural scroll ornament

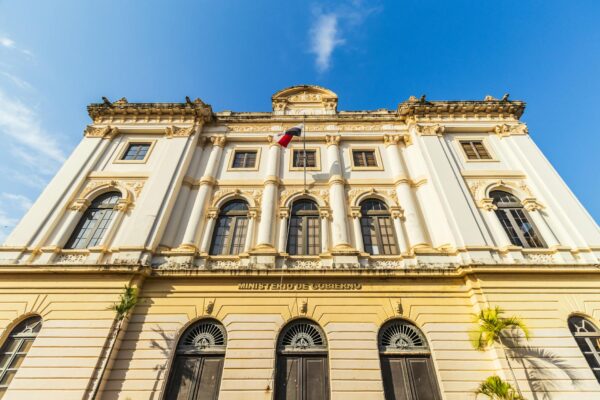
279;189;329;208
211;188;262;208
494;123;528;138
466;178;534;208
347;187;399;208
165;125;195;138
70;179;145;212
84;125;119;139
414;124;445;136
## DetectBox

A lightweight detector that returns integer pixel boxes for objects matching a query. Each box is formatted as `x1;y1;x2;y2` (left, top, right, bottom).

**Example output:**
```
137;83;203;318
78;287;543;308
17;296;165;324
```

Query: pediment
272;85;338;115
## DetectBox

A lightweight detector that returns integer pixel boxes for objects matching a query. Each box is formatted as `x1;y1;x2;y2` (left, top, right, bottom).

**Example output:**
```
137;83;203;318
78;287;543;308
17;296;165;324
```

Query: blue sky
0;1;599;241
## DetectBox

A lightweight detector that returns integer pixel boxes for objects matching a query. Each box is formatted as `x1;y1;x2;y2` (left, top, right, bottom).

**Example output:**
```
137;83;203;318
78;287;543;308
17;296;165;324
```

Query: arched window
360;199;398;255
0;316;42;397
568;316;600;382
275;319;329;400
378;319;441;400
286;200;320;256
65;192;121;249
491;190;544;248
209;200;249;255
164;319;227;400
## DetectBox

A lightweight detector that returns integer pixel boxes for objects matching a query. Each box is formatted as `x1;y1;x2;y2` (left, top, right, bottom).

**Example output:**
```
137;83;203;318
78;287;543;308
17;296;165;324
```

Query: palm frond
111;285;138;321
472;306;530;350
476;375;524;400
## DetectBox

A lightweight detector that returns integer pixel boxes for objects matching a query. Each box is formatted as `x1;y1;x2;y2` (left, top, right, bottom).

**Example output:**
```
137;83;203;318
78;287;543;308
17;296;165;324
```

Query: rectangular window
352;150;378;167
460;140;492;160
231;150;257;169
292;149;317;168
122;143;151;161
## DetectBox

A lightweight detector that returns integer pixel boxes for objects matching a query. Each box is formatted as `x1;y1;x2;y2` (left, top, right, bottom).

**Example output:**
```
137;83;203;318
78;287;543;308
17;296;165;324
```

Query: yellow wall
0;269;599;399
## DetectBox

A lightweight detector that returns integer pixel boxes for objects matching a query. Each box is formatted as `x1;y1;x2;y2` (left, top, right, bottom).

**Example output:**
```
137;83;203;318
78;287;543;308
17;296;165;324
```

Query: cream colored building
0;85;599;400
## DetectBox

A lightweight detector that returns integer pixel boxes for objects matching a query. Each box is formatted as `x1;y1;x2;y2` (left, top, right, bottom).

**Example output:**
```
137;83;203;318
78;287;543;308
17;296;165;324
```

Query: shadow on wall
503;328;579;400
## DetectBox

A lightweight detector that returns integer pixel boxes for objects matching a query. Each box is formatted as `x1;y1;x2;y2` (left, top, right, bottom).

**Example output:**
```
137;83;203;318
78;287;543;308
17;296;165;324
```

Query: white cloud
310;13;345;72
0;89;66;165
0;37;15;49
0;71;32;90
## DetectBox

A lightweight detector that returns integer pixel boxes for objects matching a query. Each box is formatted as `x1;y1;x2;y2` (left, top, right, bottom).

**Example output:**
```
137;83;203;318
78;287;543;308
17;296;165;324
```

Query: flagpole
302;120;307;193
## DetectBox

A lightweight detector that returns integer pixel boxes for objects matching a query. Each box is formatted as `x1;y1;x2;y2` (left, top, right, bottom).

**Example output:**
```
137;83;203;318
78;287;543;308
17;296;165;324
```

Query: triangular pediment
272;85;337;115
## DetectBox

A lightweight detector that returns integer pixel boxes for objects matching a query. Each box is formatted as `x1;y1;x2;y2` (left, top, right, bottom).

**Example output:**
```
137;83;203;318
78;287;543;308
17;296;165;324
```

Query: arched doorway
275;319;329;400
378;319;441;400
164;319;227;400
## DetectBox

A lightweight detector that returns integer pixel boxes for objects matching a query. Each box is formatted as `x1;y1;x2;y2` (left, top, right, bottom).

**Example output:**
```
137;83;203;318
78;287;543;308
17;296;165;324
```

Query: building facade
0;85;599;400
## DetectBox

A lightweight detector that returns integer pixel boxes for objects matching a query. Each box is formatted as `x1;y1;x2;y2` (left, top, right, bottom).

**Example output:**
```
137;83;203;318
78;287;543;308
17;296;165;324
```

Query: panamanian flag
273;124;303;148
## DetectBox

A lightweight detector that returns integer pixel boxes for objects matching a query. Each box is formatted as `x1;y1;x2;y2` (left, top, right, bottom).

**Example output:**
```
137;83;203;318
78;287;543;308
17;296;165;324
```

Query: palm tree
89;285;138;399
472;306;530;398
476;375;524;400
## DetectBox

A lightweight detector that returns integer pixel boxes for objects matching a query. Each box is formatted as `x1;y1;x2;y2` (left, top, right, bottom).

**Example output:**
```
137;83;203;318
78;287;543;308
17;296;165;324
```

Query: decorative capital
165;125;195;138
115;198;132;212
415;124;445;136
84;125;119;139
207;207;219;219
69;199;91;212
248;207;260;219
402;134;413;147
390;206;405;220
494;123;528;138
350;206;361;219
199;176;217;186
478;198;498;211
279;209;290;219
263;176;281;186
383;134;401;147
319;207;331;219
522;198;544;212
328;175;345;186
325;134;341;146
210;135;227;147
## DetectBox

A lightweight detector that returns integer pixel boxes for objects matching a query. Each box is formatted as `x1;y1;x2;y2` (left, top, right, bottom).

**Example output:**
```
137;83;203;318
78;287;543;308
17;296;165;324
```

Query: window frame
491;190;545;248
289;147;321;171
114;140;156;164
286;200;321;256
568;315;600;382
227;147;261;171
64;192;122;250
349;147;383;171
209;200;250;256
360;199;399;256
454;136;498;163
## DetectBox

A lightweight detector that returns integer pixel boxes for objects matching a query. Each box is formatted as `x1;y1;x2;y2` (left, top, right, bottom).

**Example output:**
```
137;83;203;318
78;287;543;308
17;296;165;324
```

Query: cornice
398;97;525;120
87;97;213;124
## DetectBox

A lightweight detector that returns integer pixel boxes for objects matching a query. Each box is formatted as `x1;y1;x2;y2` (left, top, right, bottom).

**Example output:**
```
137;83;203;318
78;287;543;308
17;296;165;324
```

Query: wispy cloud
0;36;33;57
308;1;381;73
0;192;33;243
0;71;32;90
310;13;345;73
0;89;65;165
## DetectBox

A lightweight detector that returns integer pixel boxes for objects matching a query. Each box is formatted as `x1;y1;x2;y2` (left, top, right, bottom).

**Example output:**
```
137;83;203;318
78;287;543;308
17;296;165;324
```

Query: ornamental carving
372;259;404;269
207;259;242;270
210;135;227;147
74;179;145;210
272;85;338;115
414;124;445;136
165;125;195;138
55;253;87;264
466;178;534;208
284;259;322;269
211;188;262;208
494;123;528;138
84;125;119;139
347;187;399;207
325;135;341;146
279;188;329;207
524;253;555;264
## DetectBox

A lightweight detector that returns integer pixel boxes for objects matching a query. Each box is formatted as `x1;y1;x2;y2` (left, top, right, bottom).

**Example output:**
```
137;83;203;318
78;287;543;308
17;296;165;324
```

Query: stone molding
494;123;528;138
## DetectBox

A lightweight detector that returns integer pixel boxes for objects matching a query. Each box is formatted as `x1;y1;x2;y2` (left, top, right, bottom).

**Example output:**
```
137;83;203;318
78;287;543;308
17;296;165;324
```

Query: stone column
390;206;409;254
277;209;289;253
199;208;219;255
243;208;259;253
350;207;364;253
319;207;331;254
522;199;560;248
254;140;281;252
384;135;428;248
179;136;226;251
403;126;455;249
326;135;352;251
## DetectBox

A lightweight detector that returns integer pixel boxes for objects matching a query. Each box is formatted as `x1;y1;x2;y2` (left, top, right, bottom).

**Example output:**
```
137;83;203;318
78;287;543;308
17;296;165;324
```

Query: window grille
286;200;320;255
231;150;257;168
569;316;600;382
0;316;42;398
278;320;327;353
209;200;249;255
490;190;544;248
292;149;317;168
352;150;378;167
360;199;398;255
65;192;121;249
177;319;227;354
460;140;492;160
379;320;429;354
122;143;150;161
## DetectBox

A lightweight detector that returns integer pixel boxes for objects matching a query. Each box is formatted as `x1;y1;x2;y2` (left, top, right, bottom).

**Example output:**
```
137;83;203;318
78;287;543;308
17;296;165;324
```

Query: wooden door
381;356;441;400
165;355;224;400
276;355;329;400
